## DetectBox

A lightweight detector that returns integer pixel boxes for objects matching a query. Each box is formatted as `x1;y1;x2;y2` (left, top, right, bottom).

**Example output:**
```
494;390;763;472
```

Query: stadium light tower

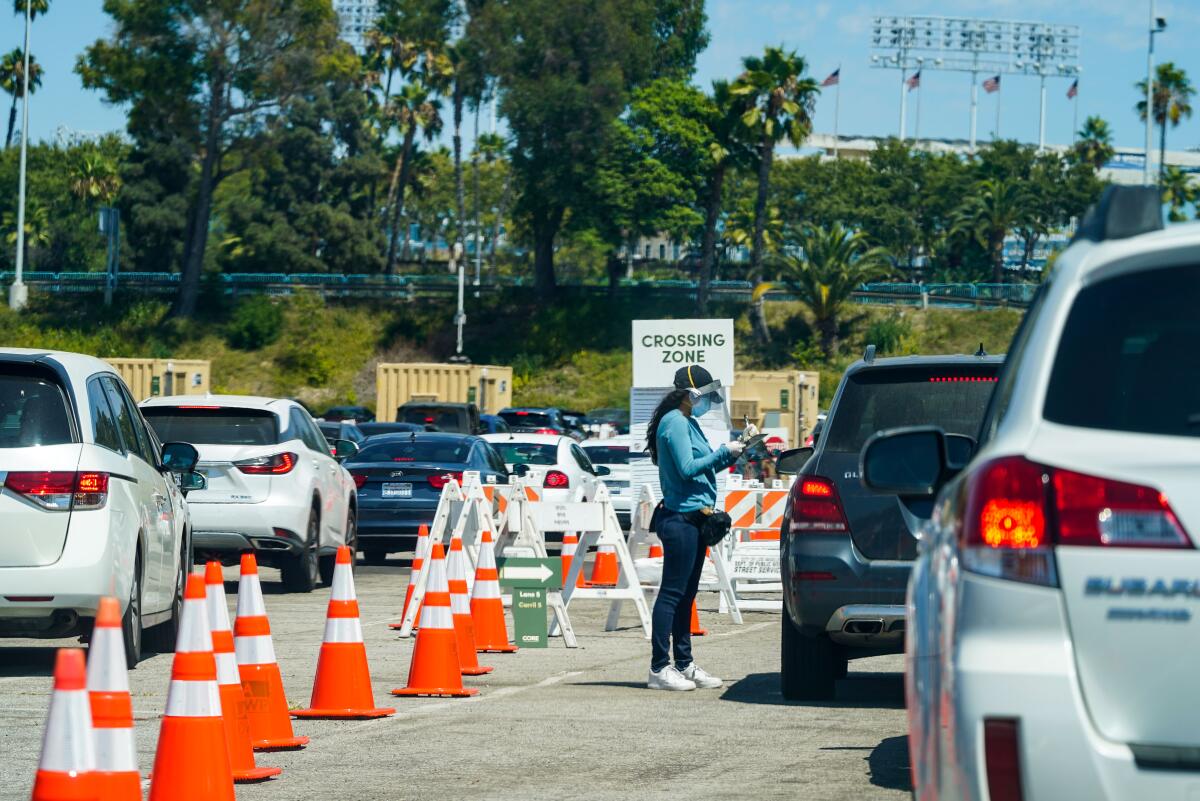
870;16;1080;151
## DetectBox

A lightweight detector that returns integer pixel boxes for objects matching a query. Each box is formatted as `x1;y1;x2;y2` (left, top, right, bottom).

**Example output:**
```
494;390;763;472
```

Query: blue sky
5;1;1198;151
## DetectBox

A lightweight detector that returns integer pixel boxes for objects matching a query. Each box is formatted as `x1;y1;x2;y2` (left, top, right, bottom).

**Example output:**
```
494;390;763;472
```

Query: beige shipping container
376;363;513;421
108;358;212;402
729;369;820;448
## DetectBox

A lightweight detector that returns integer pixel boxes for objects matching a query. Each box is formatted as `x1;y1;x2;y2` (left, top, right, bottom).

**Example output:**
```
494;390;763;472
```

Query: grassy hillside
0;291;1023;413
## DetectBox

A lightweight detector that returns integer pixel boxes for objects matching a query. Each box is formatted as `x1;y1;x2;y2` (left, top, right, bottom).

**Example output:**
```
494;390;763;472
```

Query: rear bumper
188;495;310;555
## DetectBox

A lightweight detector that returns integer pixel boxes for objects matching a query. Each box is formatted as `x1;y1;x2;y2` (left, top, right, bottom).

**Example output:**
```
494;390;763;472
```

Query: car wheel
363;547;388;566
780;612;837;701
319;508;356;584
145;539;187;654
121;551;143;668
282;507;320;593
834;649;848;679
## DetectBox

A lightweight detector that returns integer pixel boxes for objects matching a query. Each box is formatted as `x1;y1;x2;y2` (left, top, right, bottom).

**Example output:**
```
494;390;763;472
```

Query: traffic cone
148;574;235;801
391;542;478;697
447;535;493;675
588;544;619;587
86;598;139;801
32;648;96;801
292;546;396;719
205;562;281;782
648;541;664;559
390;524;429;631
690;600;708;636
471;531;517;653
234;553;309;751
560;533;585;587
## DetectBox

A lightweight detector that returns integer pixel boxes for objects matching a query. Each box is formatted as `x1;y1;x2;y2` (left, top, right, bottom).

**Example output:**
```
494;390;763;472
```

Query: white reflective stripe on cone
38;689;95;772
418;604;454;630
449;590;470;615
561;541;577;557
177;600;213;654
86;627;129;692
94;727;138;771
331;564;355;601
235;575;268;618
206;585;234;632
322;616;364;644
163;680;223;718
214;650;240;686
472;579;501;600
235;633;277;665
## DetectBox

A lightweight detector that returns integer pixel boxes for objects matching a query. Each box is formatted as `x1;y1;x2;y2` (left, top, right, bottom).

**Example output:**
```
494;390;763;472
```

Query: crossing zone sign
632;319;734;388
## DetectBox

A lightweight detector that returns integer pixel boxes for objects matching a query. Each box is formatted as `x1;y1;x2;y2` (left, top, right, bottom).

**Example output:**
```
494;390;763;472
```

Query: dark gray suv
780;351;1004;700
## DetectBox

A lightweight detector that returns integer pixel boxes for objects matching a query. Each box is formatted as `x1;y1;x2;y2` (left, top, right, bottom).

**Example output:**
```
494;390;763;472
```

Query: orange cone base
290;643;396;719
391;686;478;697
690;603;708;636
94;770;141;800
149;717;235;801
251;735;310;752
478;644;518;654
32;770;96;801
461;665;494;676
233;765;283;784
291;706;395;719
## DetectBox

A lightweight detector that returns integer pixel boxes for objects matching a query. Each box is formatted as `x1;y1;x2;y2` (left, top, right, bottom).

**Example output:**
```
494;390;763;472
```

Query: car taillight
789;475;848;533
427;471;463;490
961;457;1191;587
983;718;1024;801
352;473;368;490
4;471;109;511
544;470;569;489
534;428;558;435
235;452;297;475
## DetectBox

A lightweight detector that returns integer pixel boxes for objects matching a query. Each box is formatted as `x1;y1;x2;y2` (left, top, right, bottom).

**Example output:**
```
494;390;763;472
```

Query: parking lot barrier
32;649;96;801
87;598;142;799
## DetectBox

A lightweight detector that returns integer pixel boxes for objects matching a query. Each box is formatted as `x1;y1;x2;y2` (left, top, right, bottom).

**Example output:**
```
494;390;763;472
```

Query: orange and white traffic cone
690;599;708;636
86;598;139;801
390;524;429;631
205;561;281;783
648;541;664;559
560;533;585;587
293;546;396;719
447;535;493;676
148;574;235;801
471;531;517;653
391;542;478;698
32;648;96;801
234;554;309;751
588;544;619;587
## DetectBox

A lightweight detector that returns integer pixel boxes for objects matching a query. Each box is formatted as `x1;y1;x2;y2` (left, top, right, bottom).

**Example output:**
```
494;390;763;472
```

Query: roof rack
863;344;877;364
1073;185;1163;243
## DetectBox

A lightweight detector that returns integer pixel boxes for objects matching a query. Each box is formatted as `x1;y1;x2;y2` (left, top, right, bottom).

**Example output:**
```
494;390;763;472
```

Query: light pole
451;242;466;358
9;0;33;311
1145;8;1167;186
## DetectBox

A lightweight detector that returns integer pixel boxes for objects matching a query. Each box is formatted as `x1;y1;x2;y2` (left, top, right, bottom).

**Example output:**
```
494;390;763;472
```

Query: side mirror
944;433;977;471
332;439;359;462
178;470;207;496
860;427;950;497
775;447;814;475
161;442;199;473
594;465;612;477
512;463;530;477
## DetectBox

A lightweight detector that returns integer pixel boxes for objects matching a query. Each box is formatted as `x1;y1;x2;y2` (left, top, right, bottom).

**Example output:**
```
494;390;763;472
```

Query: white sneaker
681;664;723;689
648;665;697;691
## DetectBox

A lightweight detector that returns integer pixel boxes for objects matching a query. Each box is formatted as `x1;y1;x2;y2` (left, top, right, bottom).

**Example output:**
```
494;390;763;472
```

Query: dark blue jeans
651;509;707;672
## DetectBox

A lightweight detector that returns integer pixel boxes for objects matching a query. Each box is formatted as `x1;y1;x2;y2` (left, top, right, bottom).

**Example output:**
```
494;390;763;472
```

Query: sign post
498;557;562;649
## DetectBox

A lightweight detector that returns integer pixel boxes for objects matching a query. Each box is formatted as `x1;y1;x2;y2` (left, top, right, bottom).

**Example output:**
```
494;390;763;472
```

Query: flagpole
995;83;1001;140
899;68;908;141
969;71;978;153
1072;82;1079;143
833;66;841;159
915;74;922;144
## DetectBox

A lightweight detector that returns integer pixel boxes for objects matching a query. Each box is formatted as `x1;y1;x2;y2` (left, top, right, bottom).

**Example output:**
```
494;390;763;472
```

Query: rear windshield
143;407;278;446
1045;264;1200;438
0;371;73;447
356;439;471;463
823;365;1000;453
399;407;465;431
582;445;630;464
501;411;554;428
492;442;557;465
360;422;421;435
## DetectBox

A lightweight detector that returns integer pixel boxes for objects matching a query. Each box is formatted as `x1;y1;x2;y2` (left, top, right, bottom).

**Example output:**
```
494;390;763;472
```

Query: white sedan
582;436;635;528
482;433;605;502
0;350;204;666
141;395;359;592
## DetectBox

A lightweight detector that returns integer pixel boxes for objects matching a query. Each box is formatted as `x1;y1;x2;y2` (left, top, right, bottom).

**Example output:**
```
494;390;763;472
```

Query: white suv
862;188;1200;801
140;395;358;592
0;350;203;667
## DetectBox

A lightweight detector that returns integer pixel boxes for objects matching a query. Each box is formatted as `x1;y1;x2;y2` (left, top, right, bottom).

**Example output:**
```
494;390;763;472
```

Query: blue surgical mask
691;395;713;417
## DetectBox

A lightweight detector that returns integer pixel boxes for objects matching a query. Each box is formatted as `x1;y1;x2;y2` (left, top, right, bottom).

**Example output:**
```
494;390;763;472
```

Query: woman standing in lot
645;365;745;691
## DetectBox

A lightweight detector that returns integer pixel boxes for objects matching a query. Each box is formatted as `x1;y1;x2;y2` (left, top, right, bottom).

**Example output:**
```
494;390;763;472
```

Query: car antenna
975;342;987;357
863;344;876;364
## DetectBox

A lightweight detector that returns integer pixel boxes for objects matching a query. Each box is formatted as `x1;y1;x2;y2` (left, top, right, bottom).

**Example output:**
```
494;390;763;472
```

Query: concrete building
332;0;379;52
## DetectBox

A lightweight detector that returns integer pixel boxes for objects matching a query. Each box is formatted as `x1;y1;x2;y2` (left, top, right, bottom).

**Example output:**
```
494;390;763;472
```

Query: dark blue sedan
346;433;508;563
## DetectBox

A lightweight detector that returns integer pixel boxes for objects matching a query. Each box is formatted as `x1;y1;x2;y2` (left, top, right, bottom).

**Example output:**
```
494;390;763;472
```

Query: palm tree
69;152;121;206
781;224;891;359
1072;115;1115;172
14;0;50;17
1161;165;1195;222
695;80;750;314
732;47;820;344
0;47;41;148
952;178;1027;284
1136;62;1195;182
384;80;443;274
3;202;49;268
475;131;508;272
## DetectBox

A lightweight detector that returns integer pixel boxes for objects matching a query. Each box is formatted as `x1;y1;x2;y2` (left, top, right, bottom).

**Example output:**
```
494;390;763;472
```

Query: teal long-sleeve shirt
656;408;735;513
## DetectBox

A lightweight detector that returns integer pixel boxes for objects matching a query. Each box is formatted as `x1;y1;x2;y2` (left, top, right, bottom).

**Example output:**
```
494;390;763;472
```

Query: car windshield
1044;263;1200;438
492;442;558;465
823;365;1000;453
399;407;464;431
501;411;554;428
359;422;421;435
142;407;278;446
355;439;471;463
582;445;630;465
0;371;74;448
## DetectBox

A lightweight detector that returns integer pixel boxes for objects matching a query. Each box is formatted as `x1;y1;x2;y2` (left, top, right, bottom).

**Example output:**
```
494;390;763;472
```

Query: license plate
381;483;412;498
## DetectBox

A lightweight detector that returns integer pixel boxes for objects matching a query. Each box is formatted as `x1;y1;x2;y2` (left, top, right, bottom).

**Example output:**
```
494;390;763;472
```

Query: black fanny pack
686;508;732;547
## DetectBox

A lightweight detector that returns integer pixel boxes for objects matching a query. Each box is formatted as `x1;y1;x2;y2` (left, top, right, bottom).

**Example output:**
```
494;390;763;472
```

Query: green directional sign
497;557;561;648
497;557;561;589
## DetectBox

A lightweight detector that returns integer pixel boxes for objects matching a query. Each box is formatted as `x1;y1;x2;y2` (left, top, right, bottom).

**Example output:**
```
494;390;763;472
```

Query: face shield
686;379;725;414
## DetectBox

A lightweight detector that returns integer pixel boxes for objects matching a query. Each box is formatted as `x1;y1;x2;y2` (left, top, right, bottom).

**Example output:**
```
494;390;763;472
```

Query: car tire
834;649;848;679
319;508;357;584
121;550;144;668
363;547;388;566
282;507;320;593
781;612;837;701
145;537;188;654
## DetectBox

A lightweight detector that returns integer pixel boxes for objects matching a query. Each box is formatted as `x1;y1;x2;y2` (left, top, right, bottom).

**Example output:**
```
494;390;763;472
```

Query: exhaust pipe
842;619;884;636
251;538;292;551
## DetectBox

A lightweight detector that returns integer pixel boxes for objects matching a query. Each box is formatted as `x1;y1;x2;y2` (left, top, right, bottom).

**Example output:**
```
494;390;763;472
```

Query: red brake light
789;475;848;533
534;428;558;435
928;376;998;383
1053;469;1188;548
4;471;109;511
543;470;569;489
352;473;368;490
983;718;1024;801
427;471;463;490
516;411;529;416
235;452;297;475
424;416;435;423
176;405;222;409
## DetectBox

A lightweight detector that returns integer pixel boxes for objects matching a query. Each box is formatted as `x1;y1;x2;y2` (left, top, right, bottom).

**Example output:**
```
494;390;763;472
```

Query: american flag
907;70;921;91
1067;79;1078;99
821;68;840;87
983;75;1001;93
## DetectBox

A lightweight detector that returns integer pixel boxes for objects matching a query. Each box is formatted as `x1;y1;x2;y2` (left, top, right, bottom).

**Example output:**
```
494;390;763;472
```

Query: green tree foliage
1160;165;1195;222
1071;115;1115;172
1;47;41;148
1136;62;1194;182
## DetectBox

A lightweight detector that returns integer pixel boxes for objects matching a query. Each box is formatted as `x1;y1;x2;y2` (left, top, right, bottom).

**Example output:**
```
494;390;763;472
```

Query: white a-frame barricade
717;474;787;613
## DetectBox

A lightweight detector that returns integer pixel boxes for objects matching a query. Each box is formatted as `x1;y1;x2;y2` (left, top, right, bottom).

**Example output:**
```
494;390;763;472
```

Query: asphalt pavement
0;559;910;801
